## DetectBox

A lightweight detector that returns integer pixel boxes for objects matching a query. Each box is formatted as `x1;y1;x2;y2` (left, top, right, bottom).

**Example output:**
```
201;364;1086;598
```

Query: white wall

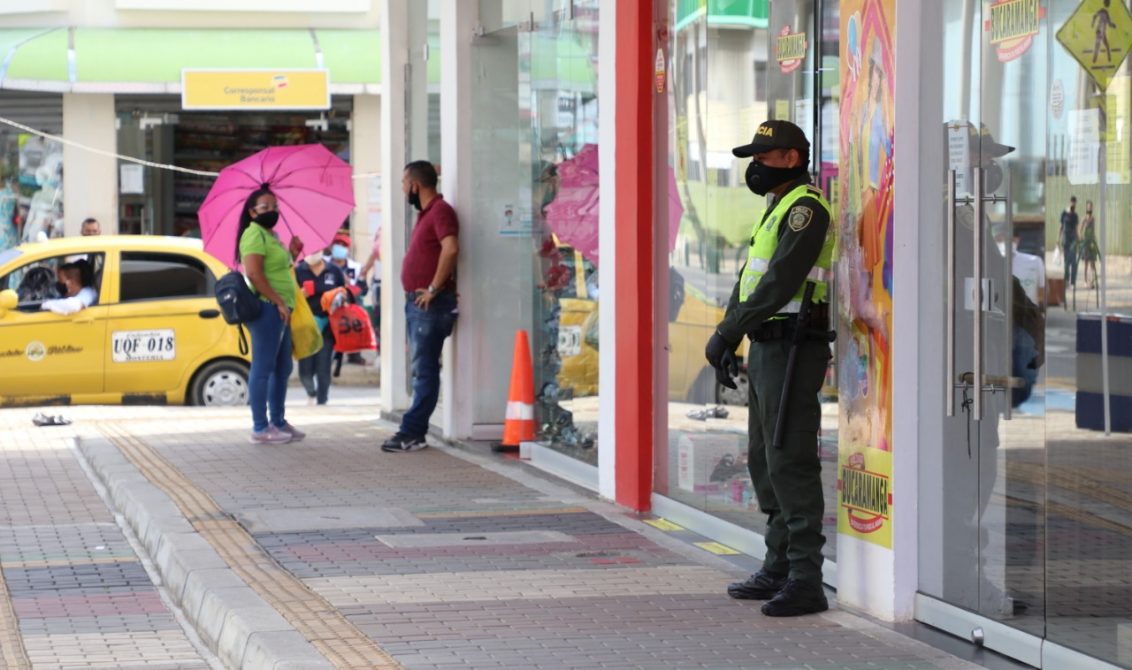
61;93;117;236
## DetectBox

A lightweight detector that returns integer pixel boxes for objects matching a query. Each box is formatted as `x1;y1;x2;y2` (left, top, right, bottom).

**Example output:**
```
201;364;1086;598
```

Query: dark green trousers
746;337;830;584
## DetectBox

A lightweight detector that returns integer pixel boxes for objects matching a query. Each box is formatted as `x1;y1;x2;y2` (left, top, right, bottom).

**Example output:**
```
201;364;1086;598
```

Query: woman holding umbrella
199;144;356;444
238;187;306;444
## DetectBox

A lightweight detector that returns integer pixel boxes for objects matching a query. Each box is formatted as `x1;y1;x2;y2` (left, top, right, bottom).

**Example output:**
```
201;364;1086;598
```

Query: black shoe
381;433;427;453
347;352;366;365
727;569;788;600
760;579;829;617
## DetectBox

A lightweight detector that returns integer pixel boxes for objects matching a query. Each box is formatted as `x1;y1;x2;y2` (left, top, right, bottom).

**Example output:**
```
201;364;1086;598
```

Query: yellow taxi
0;236;250;407
552;247;749;405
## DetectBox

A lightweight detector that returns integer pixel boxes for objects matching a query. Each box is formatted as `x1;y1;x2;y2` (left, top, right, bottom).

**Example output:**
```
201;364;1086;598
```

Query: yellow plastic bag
290;291;324;360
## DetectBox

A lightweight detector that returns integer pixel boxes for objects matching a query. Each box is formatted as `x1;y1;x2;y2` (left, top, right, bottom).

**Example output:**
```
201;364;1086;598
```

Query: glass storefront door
467;0;601;464
922;1;1132;667
923;0;1050;635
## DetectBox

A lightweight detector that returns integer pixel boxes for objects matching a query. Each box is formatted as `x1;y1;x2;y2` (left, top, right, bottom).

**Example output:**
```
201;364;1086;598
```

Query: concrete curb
76;436;333;670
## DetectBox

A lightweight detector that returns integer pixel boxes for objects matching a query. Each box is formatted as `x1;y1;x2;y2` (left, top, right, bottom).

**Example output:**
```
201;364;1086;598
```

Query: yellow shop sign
182;69;330;110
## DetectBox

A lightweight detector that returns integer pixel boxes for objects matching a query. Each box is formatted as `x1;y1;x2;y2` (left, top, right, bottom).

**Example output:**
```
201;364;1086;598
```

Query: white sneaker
250;426;292;445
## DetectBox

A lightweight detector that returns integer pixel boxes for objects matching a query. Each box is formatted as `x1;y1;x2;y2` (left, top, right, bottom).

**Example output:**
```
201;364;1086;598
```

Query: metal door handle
198;309;220;319
1002;170;1014;421
973;166;984;421
958;372;1026;389
947;170;957;417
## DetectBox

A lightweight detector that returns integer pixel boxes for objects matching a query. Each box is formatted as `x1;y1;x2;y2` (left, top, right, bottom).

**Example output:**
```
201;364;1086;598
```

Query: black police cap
732;120;811;157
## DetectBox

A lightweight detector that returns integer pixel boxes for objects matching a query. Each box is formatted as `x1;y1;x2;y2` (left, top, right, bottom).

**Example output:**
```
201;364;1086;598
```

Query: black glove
704;330;732;369
715;349;740;389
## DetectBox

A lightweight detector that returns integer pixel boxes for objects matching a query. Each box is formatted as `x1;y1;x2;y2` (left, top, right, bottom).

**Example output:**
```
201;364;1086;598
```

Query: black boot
727;568;787;600
760;579;828;617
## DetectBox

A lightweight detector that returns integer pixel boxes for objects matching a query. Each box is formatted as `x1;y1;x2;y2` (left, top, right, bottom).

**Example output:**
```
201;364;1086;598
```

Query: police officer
704;120;833;617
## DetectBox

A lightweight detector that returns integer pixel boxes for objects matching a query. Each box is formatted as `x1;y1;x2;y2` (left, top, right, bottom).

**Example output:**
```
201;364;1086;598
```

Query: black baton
772;281;826;450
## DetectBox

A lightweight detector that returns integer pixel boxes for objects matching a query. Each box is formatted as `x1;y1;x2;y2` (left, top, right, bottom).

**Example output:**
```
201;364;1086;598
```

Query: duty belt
748;304;830;342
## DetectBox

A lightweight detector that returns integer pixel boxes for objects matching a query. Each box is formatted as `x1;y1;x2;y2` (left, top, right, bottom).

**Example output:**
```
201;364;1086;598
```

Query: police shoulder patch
787;206;814;232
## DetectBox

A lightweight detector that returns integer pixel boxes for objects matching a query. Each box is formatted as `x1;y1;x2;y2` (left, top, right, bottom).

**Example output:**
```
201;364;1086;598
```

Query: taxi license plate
557;326;582;358
112;329;176;363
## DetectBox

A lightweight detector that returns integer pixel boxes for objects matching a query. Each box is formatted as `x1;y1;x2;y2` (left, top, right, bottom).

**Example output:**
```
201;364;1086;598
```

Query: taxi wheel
715;371;749;407
190;361;250;407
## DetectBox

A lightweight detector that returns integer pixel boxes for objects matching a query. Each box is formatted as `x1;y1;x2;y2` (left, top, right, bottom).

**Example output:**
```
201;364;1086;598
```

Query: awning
676;0;770;32
0;28;382;95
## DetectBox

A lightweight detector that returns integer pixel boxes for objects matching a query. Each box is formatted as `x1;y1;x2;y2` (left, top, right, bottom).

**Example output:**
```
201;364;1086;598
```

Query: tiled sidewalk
50;397;988;670
0;411;211;669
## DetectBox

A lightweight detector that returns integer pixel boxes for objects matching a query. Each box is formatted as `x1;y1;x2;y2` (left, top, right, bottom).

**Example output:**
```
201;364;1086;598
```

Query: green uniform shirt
238;223;296;309
717;177;832;344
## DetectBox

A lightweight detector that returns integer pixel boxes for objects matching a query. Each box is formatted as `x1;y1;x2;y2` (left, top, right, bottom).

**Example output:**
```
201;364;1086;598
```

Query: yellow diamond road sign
1057;0;1132;91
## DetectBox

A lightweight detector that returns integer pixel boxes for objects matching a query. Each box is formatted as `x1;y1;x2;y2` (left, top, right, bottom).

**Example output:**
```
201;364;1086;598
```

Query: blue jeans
247;302;294;432
298;326;334;404
1063;239;1078;287
400;291;457;438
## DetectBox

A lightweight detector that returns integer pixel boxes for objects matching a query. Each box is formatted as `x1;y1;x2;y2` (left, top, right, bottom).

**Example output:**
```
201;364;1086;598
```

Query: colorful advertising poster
837;0;895;548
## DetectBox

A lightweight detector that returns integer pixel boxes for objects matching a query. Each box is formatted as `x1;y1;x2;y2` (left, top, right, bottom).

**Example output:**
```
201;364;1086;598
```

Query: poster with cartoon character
838;0;895;549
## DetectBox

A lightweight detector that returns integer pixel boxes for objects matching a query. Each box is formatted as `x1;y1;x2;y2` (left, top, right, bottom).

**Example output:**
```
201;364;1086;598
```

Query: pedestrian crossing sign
1056;0;1132;92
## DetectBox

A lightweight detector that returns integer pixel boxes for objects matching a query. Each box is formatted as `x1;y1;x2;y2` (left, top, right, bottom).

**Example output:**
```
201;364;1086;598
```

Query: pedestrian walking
1059;195;1079;292
705;120;834;617
328;231;368;369
238;186;306;445
381;161;459;453
295;252;347;405
1080;200;1100;289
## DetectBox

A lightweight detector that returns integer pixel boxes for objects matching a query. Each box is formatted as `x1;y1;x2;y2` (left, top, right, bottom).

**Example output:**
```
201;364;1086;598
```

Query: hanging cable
0;115;381;181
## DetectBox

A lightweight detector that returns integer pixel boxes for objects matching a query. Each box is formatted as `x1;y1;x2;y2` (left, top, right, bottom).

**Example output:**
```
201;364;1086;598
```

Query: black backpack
214;271;261;355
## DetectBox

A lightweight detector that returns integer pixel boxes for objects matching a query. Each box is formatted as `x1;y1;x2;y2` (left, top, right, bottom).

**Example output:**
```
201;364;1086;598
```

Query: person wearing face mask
327;232;368;368
236;186;306;445
704;120;834;617
381;160;459;453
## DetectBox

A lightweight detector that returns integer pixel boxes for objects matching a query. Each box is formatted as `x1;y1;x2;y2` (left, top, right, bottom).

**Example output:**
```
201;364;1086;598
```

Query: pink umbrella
545;144;600;265
198;144;355;268
543;144;684;266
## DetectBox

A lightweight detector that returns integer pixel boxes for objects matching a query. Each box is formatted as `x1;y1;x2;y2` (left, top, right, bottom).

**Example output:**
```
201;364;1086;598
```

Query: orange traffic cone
492;329;536;453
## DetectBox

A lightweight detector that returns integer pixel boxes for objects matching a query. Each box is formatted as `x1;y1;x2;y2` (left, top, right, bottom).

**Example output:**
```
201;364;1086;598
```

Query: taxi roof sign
1056;0;1132;92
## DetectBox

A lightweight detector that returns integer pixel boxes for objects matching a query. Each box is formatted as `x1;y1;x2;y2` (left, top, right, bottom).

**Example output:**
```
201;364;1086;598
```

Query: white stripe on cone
506;401;534;421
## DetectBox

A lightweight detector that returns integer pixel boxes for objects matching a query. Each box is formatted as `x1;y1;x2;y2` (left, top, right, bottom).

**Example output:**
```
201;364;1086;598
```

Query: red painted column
613;0;654;511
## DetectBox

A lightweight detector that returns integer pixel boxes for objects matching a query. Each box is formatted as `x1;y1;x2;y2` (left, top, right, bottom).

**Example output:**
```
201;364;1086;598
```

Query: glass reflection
528;1;601;462
657;0;838;561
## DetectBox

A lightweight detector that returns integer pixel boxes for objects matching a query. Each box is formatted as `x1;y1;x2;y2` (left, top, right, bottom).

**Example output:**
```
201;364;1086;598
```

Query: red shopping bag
329;303;377;353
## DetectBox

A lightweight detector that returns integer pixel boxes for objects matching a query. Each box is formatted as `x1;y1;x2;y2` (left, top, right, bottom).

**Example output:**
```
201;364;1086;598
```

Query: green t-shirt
238;223;296;309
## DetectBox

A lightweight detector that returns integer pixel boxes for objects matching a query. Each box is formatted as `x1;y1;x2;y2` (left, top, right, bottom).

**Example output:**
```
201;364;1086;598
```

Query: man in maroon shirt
382;161;460;453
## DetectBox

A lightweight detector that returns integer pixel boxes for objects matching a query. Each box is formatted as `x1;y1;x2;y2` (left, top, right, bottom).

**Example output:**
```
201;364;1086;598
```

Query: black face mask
408;189;422;211
255;211;280;228
745;161;809;196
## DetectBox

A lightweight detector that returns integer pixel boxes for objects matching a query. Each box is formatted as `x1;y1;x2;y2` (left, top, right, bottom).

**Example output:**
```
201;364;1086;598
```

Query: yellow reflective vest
737;183;834;315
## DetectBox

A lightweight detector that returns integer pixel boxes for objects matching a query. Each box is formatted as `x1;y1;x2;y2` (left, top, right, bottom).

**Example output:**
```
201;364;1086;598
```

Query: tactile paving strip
0;561;31;670
98;423;402;670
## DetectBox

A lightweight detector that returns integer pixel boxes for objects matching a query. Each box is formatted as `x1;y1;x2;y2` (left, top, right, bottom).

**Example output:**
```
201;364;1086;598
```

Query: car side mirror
0;289;16;319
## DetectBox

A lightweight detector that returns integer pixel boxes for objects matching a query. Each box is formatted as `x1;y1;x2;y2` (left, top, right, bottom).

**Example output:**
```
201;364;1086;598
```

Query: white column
351;93;381;255
596;0;617;500
439;0;476;440
379;0;411;413
62;93;116;236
